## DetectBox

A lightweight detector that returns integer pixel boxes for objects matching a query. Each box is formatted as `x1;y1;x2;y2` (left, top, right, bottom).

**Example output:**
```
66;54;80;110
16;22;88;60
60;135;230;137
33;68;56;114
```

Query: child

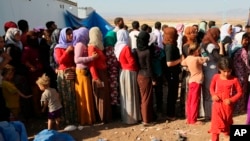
209;57;242;141
1;65;32;120
0;36;12;121
181;43;209;125
36;73;62;130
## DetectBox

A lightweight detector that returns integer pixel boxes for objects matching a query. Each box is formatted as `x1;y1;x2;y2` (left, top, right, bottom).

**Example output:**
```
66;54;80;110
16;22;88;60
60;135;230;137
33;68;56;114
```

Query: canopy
64;10;114;36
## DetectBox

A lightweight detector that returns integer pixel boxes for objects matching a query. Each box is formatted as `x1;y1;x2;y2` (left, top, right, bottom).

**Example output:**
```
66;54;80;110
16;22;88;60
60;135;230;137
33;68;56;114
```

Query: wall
0;0;78;35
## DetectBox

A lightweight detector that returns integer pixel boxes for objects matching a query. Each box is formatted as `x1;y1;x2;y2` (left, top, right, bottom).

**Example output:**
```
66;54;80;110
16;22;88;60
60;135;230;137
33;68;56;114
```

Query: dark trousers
153;76;163;113
166;72;179;117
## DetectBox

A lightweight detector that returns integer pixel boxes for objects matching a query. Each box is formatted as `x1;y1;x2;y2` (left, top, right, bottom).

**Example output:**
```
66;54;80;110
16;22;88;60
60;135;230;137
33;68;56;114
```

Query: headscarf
220;23;232;41
104;30;117;47
163;27;178;46
51;28;61;44
5;28;23;50
55;27;73;49
73;27;89;46
202;27;220;48
136;31;150;51
228;31;246;57
198;21;207;33
114;29;129;59
176;23;184;34
88;27;104;50
183;26;197;45
4;21;17;32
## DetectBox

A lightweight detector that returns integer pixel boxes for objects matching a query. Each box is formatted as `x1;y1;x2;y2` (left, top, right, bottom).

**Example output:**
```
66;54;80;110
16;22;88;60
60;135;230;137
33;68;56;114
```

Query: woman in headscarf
163;27;182;121
114;29;141;124
22;31;44;117
179;26;198;118
104;30;120;119
220;23;233;56
88;27;112;123
54;27;78;126
231;32;250;114
73;27;97;125
136;30;156;125
197;21;207;44
5;28;32;121
176;23;185;55
201;27;223;121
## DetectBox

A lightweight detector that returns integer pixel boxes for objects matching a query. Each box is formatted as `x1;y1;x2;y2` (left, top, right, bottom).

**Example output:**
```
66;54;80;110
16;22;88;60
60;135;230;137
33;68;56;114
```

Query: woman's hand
92;52;98;59
66;45;74;53
94;79;104;88
212;95;220;102
223;99;231;105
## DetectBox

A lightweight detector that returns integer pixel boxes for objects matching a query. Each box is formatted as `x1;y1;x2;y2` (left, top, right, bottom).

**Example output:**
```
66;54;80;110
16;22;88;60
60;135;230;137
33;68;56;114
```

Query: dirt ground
27;113;247;141
26;82;248;141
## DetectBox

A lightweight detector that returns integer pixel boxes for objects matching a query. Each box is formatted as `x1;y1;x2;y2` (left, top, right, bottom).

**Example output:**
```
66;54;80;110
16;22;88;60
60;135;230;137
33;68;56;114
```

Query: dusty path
28;114;246;141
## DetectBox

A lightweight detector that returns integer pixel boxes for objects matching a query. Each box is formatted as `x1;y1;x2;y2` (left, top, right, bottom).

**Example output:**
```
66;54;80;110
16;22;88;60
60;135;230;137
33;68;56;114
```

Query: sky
75;0;250;16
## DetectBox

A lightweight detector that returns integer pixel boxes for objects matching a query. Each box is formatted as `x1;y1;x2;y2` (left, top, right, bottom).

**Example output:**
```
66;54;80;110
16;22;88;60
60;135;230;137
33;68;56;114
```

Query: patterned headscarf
114;29;129;59
88;27;104;50
176;23;184;34
55;27;73;49
5;28;23;50
136;31;150;51
104;30;117;47
73;27;89;46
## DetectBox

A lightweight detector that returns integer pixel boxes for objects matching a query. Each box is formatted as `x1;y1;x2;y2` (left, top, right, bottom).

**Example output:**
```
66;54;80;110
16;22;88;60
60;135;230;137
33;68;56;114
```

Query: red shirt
54;48;75;70
88;45;107;80
119;46;138;71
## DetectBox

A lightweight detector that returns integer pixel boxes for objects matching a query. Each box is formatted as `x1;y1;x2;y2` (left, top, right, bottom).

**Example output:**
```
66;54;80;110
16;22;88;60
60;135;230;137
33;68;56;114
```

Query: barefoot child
209;57;242;141
181;43;209;125
36;74;62;130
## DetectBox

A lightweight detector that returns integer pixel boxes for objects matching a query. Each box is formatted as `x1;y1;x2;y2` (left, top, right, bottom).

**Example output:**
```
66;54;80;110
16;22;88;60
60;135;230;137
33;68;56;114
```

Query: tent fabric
64;10;114;36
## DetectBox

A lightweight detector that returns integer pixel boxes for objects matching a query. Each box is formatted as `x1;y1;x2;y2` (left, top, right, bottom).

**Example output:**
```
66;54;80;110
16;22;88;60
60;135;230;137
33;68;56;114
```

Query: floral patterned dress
105;47;120;105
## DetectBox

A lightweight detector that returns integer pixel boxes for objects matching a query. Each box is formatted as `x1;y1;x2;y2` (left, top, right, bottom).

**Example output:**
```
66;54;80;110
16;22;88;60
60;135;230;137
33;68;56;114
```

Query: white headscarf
228;31;245;57
5;28;23;50
220;23;232;41
114;29;129;60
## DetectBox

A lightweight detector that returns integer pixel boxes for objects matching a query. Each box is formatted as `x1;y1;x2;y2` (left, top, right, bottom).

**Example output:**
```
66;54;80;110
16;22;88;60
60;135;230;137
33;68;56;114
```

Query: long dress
233;48;250;114
119;46;141;124
209;74;242;135
88;45;112;123
74;42;96;125
202;43;219;120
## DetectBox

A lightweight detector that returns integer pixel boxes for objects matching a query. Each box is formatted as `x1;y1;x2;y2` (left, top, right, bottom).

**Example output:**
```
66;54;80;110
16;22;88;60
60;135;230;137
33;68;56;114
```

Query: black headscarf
136;31;150;51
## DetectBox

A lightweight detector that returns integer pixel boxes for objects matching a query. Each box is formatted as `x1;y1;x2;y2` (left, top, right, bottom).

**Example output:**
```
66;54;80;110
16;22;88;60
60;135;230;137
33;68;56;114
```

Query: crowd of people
0;17;250;141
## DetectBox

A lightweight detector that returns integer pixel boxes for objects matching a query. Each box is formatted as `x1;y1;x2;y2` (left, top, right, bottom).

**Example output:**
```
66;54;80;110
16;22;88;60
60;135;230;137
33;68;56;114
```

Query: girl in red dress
209;57;242;141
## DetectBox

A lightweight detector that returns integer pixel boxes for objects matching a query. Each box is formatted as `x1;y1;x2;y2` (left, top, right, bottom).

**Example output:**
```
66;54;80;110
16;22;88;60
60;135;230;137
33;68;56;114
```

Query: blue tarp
64;10;114;36
34;129;75;141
